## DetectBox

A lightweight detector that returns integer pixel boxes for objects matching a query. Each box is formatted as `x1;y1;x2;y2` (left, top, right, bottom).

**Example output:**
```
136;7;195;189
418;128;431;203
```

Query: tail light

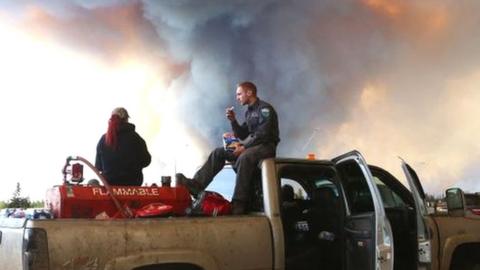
23;228;49;270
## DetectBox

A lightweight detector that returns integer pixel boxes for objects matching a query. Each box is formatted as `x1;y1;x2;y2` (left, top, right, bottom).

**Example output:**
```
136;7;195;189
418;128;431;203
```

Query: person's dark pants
193;144;276;205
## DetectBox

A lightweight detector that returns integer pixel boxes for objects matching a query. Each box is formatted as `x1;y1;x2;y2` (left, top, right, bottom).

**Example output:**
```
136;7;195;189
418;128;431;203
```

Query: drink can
161;176;171;187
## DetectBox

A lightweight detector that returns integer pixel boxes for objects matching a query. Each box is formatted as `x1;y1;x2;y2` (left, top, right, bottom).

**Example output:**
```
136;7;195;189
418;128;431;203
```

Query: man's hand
226;106;236;122
233;144;245;157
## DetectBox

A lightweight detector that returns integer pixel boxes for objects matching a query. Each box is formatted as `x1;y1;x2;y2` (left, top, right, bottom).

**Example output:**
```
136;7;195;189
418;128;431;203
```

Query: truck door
401;160;432;267
334;150;394;270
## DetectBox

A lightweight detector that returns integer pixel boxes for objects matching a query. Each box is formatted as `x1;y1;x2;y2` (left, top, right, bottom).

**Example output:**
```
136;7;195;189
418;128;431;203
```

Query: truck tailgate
31;215;273;270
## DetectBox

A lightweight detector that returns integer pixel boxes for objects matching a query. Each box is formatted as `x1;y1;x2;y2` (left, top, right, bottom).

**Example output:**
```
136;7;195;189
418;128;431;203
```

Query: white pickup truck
0;150;479;270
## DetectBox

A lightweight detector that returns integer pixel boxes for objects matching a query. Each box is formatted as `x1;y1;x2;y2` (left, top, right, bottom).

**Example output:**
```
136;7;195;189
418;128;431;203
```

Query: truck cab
265;152;433;270
262;150;396;270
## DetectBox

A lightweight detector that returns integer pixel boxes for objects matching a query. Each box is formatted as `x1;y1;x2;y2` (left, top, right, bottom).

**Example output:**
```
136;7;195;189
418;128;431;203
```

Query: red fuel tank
45;184;192;218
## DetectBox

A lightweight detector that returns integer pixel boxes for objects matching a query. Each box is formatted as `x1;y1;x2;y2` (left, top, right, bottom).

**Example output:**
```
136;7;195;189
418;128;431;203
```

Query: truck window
279;178;339;201
373;176;407;208
337;160;374;214
277;164;338;202
281;178;308;200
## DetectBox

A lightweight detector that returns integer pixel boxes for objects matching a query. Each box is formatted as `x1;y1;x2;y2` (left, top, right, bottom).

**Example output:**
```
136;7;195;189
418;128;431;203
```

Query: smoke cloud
1;0;480;198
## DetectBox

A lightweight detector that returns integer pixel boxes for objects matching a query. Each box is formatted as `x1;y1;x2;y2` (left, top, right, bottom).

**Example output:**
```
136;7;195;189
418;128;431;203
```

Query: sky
0;0;479;202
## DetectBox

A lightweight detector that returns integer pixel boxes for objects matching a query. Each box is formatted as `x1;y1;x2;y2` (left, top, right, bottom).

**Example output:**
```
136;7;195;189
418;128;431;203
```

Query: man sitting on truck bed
176;81;280;214
95;107;151;186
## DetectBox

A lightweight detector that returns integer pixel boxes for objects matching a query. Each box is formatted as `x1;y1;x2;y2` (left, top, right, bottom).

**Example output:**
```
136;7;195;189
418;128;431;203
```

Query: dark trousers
193;144;276;203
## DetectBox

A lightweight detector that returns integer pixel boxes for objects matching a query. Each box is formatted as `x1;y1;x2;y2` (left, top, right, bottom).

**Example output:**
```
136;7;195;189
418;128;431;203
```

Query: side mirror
446;188;465;216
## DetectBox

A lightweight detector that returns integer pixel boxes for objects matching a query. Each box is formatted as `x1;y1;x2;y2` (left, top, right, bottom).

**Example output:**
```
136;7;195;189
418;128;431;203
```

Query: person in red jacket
95;107;151;186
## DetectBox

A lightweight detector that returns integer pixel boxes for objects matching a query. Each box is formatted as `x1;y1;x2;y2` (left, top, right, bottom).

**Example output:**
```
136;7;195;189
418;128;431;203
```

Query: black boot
175;173;202;198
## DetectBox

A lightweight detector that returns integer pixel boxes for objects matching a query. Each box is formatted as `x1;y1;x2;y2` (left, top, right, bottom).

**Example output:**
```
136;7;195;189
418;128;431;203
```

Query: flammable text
92;187;160;196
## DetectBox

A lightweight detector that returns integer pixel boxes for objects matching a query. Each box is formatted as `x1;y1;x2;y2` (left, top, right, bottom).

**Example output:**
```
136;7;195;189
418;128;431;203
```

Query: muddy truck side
409;173;480;270
0;150;479;270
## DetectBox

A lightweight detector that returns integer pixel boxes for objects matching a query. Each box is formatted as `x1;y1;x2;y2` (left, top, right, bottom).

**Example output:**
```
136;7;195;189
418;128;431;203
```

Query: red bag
135;203;173;218
190;191;232;216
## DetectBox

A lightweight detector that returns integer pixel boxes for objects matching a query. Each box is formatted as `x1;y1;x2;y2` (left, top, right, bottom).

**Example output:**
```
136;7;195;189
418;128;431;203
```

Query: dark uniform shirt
231;98;280;148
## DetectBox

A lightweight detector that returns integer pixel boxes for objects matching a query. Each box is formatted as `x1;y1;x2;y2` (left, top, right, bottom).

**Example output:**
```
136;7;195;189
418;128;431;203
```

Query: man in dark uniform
176;81;280;214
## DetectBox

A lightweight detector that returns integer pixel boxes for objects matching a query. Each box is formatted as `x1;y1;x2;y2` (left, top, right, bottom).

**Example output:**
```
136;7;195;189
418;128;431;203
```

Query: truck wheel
450;244;480;270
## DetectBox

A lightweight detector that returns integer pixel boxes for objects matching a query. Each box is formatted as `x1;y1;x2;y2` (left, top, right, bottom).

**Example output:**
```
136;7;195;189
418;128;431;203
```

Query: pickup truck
0;150;479;270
